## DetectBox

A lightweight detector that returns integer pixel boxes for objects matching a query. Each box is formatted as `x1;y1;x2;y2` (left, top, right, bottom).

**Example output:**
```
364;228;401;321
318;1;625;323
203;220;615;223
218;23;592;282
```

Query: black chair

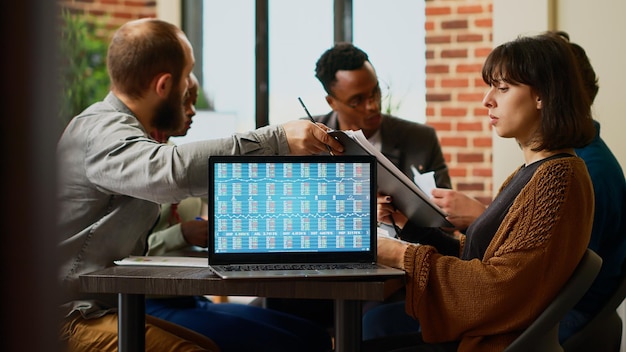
504;249;602;352
561;258;626;352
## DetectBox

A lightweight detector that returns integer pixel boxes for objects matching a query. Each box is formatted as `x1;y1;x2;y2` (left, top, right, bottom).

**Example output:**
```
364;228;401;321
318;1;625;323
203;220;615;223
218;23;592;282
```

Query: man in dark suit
312;42;451;189
263;42;452;330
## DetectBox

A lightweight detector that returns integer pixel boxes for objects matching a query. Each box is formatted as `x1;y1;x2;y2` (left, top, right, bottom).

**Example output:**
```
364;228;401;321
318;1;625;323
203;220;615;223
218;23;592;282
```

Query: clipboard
329;130;453;228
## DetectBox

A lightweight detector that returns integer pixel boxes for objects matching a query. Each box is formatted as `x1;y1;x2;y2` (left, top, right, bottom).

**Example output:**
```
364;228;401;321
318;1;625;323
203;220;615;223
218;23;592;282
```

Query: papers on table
114;256;208;267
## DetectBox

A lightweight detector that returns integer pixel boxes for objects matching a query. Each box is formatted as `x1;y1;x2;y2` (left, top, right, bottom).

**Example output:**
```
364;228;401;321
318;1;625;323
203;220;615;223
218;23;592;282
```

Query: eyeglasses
330;82;383;110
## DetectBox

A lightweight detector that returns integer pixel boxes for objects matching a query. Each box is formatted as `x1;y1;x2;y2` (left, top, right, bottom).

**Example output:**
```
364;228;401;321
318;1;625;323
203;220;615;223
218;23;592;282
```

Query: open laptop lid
208;154;377;266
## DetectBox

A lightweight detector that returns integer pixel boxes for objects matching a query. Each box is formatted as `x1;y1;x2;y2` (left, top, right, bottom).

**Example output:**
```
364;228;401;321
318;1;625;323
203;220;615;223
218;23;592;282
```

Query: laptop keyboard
218;263;378;272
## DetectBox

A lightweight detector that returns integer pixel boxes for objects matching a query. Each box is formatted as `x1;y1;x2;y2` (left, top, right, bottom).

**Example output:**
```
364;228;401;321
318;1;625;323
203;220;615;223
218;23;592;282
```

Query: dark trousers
361;333;459;352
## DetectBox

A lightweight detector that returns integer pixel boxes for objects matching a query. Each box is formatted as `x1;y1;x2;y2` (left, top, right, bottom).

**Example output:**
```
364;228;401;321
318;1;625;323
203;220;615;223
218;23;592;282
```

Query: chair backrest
561;257;626;351
504;249;602;352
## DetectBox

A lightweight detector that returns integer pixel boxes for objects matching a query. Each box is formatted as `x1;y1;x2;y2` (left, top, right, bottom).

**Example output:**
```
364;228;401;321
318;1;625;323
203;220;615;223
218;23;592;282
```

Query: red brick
441;137;468;147
112;11;134;19
458;92;485;102
448;168;468;178
426;93;451;102
426;6;452;16
441;78;469;88
125;0;156;6
473;137;492;147
441;49;468;58
474;78;488;87
428;122;452;131
441;107;467;117
475;18;493;28
456;63;483;73
458;5;483;14
426;50;435;59
425;21;435;31
475;47;493;58
423;0;494;204
457;34;483;43
426;35;452;44
457;183;485;191
426;65;449;74
458;122;483;131
458;153;484;163
442;20;468;30
473;168;493;177
473;107;489;116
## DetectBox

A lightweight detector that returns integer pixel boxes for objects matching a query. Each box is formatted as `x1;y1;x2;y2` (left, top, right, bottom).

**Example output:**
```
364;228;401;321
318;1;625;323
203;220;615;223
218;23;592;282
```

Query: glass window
353;0;426;124
174;1;256;144
269;1;426;125
181;0;426;146
268;0;334;125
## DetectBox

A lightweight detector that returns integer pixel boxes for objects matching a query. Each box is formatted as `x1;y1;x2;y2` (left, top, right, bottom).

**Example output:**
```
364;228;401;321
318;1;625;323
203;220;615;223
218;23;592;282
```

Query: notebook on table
207;154;405;279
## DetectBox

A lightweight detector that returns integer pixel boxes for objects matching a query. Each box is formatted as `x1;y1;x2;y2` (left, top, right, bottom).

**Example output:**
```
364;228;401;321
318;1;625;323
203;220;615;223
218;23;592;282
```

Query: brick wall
58;0;156;33
58;0;496;204
425;0;493;205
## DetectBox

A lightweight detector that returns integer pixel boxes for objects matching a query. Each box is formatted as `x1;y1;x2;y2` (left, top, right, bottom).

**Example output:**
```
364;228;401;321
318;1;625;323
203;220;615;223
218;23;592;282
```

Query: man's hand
281;120;343;155
180;220;208;248
431;188;487;229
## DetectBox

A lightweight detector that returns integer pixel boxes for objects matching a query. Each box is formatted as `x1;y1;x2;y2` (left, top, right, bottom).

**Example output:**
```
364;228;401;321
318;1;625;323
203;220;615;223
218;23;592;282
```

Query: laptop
207;154;405;279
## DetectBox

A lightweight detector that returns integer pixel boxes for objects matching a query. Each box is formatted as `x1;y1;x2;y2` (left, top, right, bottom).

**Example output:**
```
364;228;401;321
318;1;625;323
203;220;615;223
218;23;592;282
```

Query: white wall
492;0;550;187
492;0;626;188
156;0;181;27
493;1;626;350
556;1;626;172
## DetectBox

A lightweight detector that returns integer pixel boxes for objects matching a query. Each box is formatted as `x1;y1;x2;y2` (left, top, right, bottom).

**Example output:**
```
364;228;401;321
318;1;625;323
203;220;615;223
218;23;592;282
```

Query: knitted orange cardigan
403;157;594;352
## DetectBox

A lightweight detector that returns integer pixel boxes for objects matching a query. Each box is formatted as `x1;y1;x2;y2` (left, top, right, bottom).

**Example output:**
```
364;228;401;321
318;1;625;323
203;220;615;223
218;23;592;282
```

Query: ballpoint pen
389;211;402;239
297;97;334;156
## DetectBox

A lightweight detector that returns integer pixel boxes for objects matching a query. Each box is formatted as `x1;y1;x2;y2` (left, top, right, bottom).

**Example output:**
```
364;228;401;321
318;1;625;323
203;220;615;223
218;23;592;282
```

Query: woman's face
482;79;542;147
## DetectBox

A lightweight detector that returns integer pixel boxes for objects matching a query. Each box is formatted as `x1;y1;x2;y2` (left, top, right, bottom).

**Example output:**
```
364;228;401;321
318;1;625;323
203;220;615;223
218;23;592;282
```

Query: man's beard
152;88;185;134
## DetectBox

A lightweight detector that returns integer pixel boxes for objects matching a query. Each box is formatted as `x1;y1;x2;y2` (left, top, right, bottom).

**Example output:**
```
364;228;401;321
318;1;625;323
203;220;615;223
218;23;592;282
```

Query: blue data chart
213;161;372;253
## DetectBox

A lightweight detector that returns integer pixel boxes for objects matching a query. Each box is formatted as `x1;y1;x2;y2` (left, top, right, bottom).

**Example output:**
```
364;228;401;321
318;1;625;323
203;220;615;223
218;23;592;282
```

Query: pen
297;97;334;156
389;213;401;239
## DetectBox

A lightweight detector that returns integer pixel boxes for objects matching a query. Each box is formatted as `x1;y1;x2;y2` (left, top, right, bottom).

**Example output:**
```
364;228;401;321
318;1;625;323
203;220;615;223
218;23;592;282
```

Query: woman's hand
377;236;410;270
377;193;408;229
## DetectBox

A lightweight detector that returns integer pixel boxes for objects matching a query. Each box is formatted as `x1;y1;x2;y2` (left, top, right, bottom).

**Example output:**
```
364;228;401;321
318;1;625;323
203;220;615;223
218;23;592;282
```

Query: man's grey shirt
57;92;289;316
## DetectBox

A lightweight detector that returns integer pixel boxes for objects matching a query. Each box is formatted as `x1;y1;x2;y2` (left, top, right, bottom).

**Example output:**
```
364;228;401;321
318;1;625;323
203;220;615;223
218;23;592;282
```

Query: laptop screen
208;155;377;264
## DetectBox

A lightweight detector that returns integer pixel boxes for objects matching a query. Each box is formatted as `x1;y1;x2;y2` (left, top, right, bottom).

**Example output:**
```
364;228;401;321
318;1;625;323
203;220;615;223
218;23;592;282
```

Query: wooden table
80;265;405;352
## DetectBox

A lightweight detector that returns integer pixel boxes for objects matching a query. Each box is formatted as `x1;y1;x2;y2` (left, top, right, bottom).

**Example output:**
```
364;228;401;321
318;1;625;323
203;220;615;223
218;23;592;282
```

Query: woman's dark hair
107;18;186;99
482;32;595;151
315;42;369;95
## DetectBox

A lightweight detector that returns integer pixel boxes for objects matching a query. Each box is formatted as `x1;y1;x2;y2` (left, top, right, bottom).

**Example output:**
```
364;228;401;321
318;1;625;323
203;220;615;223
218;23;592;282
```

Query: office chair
504;249;602;352
561;258;626;352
